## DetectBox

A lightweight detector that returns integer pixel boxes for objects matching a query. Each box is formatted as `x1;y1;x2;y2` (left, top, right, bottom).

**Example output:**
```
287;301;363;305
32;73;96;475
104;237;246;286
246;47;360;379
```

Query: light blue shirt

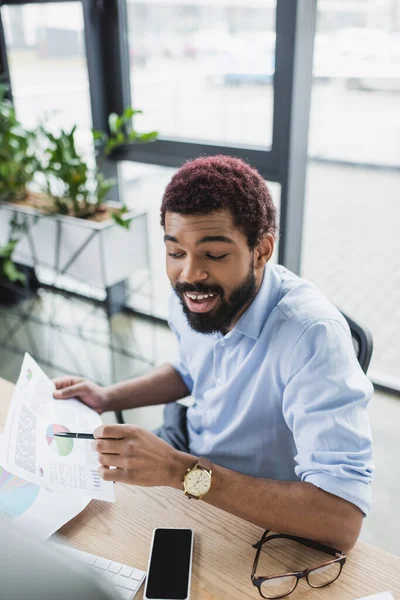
168;263;374;515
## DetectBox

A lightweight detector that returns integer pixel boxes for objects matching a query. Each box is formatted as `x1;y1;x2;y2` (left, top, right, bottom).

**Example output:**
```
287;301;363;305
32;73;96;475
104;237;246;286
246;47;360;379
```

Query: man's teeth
186;293;216;300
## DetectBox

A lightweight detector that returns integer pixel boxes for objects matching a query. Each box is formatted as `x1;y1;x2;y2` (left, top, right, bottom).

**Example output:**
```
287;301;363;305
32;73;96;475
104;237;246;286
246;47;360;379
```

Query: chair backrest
339;311;373;374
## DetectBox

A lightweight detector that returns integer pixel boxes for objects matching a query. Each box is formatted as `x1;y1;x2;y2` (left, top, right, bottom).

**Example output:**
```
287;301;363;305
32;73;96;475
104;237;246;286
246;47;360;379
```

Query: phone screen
145;528;193;600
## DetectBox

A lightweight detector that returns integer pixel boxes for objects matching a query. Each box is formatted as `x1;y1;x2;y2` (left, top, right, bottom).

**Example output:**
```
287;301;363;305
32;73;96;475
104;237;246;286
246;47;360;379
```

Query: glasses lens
307;562;341;587
260;575;297;599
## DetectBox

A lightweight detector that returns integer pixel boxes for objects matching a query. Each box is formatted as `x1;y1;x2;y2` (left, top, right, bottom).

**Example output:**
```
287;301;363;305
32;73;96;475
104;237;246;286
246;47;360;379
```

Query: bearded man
54;155;373;553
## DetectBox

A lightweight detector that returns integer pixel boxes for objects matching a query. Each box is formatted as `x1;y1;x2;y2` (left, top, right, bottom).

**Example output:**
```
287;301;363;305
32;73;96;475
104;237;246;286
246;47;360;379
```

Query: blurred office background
0;0;399;555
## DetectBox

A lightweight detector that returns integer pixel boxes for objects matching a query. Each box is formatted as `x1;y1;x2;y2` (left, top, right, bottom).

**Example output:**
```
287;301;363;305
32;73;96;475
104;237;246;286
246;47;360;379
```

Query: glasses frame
251;530;347;599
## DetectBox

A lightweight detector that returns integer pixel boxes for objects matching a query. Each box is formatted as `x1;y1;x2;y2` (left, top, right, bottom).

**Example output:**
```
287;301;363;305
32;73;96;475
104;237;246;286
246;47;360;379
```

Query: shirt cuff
170;361;193;394
304;472;372;516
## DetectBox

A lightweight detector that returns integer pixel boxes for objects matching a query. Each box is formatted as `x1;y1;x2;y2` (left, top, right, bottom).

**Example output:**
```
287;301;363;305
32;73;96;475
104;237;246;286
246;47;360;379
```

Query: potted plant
0;94;157;306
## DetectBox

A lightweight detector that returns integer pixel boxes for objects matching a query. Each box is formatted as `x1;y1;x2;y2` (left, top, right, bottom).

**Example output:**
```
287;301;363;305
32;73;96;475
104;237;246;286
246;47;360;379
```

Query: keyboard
61;545;146;599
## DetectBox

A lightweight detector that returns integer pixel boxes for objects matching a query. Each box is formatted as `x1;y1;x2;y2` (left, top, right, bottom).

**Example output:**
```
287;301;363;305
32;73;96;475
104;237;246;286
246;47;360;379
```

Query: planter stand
105;279;127;318
0;202;155;410
0;201;150;315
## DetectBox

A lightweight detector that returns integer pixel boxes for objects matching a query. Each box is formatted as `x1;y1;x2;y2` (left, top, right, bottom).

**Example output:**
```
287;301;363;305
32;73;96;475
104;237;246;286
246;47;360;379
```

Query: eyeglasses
251;530;346;599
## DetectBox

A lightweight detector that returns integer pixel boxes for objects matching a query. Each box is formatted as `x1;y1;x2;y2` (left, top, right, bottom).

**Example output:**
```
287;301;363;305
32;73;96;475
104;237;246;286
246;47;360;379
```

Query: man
54;155;373;553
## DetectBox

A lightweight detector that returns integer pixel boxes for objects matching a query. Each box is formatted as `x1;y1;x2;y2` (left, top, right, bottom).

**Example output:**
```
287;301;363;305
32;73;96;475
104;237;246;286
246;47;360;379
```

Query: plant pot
0;201;149;291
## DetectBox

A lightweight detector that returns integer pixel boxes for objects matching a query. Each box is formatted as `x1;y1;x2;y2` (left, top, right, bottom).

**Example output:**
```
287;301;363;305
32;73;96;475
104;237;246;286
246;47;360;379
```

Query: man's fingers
93;439;124;455
99;466;124;482
94;424;138;440
53;377;84;389
53;382;86;399
98;453;124;468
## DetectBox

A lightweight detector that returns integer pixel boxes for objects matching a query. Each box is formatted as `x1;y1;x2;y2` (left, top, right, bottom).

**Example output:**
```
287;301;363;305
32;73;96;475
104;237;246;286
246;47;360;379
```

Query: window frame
0;0;317;273
4;0;399;395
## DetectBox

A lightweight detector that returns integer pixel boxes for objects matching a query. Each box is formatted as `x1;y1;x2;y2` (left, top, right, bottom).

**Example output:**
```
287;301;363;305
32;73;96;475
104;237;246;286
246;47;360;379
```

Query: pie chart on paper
0;466;40;519
46;424;74;457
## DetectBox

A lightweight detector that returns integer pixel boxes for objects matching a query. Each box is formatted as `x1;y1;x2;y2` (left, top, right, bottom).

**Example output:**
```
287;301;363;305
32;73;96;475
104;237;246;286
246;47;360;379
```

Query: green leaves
108;107;143;135
41;125;91;215
0;239;18;259
0;82;39;201
136;131;158;143
96;172;116;203
93;106;157;158
92;129;107;143
0;83;156;230
111;205;133;229
0;215;29;284
108;113;120;135
1;257;26;284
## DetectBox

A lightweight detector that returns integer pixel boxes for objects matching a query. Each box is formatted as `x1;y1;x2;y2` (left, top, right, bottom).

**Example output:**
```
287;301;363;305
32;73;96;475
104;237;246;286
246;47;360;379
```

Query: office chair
339;311;373;374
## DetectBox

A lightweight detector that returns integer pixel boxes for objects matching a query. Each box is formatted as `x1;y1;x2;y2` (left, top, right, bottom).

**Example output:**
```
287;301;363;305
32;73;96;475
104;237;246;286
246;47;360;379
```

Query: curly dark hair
160;155;277;249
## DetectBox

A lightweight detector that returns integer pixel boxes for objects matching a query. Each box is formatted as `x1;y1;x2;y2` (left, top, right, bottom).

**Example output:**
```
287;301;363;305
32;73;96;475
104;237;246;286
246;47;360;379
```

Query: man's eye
207;254;229;261
168;252;185;259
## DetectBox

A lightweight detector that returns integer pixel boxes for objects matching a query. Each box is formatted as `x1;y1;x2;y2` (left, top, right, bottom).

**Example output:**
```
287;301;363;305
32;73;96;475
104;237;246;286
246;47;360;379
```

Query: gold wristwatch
182;457;213;500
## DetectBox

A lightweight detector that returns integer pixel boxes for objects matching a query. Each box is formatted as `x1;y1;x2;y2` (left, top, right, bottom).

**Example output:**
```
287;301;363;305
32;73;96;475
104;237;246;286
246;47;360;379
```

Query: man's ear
254;233;275;269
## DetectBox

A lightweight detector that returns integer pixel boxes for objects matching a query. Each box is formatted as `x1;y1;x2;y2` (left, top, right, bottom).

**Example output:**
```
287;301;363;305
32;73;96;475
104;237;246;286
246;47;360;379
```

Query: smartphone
144;528;194;600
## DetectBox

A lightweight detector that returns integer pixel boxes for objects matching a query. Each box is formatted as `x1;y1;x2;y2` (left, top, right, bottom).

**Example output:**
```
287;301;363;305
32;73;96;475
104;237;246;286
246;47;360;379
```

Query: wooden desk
1;377;399;600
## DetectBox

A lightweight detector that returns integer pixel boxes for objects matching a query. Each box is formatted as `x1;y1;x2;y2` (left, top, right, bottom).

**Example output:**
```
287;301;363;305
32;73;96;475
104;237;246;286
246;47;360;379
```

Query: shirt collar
231;263;282;340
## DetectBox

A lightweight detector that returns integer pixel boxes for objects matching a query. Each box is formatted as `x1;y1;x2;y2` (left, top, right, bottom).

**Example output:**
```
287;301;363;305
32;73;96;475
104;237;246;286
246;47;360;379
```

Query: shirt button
220;340;226;346
216;376;221;383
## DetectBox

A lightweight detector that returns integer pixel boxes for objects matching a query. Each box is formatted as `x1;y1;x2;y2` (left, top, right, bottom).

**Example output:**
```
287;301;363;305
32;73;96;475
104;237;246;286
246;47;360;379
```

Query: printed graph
90;469;101;490
0;466;40;518
46;424;74;457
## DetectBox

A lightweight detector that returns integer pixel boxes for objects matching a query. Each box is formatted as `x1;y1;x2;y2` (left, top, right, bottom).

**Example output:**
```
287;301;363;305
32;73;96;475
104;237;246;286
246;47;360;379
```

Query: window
308;5;400;166
126;0;276;149
302;2;400;381
2;3;92;151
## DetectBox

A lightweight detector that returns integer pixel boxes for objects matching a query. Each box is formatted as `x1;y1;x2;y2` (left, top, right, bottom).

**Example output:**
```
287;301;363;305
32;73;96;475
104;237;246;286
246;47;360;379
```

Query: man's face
164;210;262;334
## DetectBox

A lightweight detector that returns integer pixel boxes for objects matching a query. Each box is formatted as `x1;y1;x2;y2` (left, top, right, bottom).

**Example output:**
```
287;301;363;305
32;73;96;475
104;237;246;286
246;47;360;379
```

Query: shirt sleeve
282;318;374;515
167;295;194;393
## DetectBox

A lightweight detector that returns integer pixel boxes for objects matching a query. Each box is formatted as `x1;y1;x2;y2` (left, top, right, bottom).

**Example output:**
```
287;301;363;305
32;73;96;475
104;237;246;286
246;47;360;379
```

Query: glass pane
120;161;280;319
302;3;400;380
260;576;297;599
126;1;276;148
2;3;92;152
255;535;339;598
309;5;400;166
307;562;341;587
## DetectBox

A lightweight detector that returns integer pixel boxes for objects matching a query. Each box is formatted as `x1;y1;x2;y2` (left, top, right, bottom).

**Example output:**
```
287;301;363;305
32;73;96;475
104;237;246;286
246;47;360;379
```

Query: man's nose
181;257;208;283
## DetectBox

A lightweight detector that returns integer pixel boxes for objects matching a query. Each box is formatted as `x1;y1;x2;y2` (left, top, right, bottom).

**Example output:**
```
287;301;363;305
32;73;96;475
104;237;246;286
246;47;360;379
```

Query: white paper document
0;434;90;540
2;353;114;502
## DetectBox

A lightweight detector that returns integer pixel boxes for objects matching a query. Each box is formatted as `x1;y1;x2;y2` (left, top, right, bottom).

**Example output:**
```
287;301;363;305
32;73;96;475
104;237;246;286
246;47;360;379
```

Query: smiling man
165;216;260;334
54;155;373;553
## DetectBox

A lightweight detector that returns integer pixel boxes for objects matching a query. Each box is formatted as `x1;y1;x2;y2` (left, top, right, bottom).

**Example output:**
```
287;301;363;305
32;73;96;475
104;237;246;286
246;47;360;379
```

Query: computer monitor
0;518;115;600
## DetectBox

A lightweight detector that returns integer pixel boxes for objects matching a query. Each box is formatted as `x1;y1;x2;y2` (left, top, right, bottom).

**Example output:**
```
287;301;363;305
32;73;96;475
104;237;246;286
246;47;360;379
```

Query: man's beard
173;265;257;335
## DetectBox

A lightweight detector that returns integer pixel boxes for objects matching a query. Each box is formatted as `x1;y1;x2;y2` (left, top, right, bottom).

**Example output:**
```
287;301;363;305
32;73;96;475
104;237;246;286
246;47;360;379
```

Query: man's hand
93;424;194;487
53;377;110;414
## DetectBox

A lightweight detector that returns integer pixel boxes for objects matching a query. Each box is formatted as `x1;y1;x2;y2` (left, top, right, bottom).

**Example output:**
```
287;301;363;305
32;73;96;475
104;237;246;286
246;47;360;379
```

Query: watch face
185;468;211;497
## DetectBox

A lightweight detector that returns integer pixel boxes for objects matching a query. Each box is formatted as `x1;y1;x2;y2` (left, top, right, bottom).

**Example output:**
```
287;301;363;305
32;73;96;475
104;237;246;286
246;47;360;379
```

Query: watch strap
197;456;212;473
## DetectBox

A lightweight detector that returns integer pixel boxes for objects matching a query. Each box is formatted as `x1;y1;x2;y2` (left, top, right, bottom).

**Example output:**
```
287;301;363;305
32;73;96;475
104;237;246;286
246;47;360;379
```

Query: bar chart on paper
46;424;74;456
